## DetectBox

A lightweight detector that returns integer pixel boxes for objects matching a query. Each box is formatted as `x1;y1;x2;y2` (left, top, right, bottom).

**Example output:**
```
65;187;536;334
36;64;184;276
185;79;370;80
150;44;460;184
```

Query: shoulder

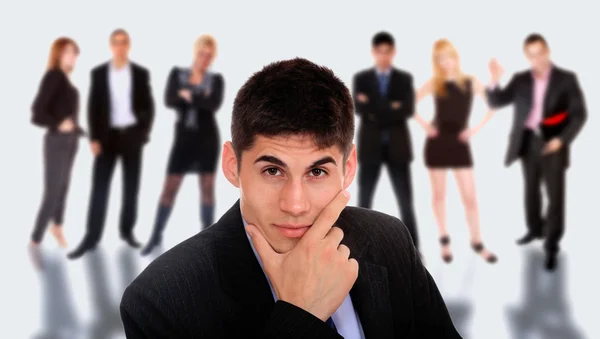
130;62;150;74
339;206;413;249
392;68;413;81
168;66;182;77
124;228;220;304
512;70;530;81
553;66;578;81
213;72;224;82
91;63;108;75
42;68;65;82
353;68;373;80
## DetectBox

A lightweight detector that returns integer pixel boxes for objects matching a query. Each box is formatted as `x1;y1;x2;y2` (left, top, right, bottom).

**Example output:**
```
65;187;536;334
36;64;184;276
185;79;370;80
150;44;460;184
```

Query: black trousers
520;130;566;254
83;127;143;246
357;144;419;248
31;132;79;243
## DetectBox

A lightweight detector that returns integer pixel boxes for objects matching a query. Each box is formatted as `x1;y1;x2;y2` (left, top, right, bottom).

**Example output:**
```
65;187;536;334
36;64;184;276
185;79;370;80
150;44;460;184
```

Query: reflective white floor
14;225;594;339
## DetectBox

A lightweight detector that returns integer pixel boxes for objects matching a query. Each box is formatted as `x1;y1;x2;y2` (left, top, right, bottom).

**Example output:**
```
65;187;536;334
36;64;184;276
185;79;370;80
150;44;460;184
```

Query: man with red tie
487;33;587;271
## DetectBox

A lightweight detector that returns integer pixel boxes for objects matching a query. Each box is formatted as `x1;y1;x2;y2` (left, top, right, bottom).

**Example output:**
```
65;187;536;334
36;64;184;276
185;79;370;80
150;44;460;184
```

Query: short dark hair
523;33;548;48
231;58;355;163
372;31;395;47
110;28;130;42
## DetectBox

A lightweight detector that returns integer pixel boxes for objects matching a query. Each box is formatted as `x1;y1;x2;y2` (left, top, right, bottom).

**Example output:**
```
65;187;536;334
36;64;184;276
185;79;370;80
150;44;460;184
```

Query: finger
338;244;351;259
303;190;350;242
325;226;344;247
347;258;359;280
246;224;279;266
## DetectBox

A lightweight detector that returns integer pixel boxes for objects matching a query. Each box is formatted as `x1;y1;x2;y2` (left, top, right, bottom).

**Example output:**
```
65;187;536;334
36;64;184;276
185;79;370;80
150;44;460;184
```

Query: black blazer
486;66;587;167
31;69;80;131
164;67;225;135
87;62;155;145
120;201;462;338
352;68;415;165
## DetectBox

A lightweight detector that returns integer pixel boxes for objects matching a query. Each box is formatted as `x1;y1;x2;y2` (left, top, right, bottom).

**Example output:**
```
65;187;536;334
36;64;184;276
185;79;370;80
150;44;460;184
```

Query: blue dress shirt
376;68;392;144
242;218;365;338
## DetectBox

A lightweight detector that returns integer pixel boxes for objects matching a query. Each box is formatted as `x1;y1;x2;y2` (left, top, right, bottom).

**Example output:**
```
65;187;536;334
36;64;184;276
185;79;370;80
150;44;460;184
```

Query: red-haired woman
30;37;83;248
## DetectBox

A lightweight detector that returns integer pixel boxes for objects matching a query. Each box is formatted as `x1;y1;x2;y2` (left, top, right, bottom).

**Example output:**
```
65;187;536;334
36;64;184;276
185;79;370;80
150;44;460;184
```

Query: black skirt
166;124;220;174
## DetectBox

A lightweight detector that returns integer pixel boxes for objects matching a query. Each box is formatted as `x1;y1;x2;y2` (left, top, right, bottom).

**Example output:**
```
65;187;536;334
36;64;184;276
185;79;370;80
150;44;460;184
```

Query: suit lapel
99;63;110;102
215;202;276;324
369;68;381;99
542;67;560;117
338;213;394;338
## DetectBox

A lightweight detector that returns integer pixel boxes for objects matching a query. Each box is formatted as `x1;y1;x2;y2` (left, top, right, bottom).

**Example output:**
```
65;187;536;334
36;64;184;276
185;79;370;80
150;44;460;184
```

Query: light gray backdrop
0;0;598;338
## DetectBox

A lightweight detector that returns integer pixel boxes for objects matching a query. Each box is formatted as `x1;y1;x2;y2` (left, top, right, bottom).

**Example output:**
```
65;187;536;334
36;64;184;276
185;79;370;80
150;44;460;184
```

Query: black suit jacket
486;66;586;167
87;62;155;145
352;68;415;165
31;69;81;132
120;201;461;338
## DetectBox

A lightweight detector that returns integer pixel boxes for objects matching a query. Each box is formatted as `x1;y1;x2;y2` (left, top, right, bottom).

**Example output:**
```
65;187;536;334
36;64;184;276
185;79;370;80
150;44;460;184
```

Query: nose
279;179;310;217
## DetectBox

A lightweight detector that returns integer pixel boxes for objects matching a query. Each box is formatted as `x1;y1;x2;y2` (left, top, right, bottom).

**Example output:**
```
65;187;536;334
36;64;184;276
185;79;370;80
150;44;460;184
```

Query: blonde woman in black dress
142;35;224;255
414;39;497;263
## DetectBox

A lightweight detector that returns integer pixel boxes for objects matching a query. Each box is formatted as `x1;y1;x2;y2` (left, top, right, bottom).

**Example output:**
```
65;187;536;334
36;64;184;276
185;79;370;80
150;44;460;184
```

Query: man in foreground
120;58;461;338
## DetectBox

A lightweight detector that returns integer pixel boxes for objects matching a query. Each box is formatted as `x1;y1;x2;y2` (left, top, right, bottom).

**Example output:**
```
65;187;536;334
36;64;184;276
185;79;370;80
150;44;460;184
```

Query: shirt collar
110;60;130;72
375;67;392;77
532;64;552;80
242;217;277;300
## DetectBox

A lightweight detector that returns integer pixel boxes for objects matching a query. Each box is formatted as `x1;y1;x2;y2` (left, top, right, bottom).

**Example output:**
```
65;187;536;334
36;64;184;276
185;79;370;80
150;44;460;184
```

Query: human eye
262;167;283;177
308;168;328;179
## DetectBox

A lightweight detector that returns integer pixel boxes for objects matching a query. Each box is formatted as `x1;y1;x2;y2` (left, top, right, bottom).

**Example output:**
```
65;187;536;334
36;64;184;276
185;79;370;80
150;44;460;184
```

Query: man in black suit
352;32;419;249
487;33;587;270
68;29;155;259
120;58;461;338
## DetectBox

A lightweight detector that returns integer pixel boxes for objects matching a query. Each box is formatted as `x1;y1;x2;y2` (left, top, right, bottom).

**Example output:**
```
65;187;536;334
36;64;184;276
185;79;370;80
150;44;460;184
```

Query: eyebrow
254;155;337;170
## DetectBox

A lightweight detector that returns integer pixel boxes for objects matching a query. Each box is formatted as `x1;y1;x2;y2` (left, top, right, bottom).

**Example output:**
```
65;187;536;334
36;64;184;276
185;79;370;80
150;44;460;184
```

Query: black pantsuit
352;67;419;248
487;66;586;256
85;127;143;242
32;132;79;242
69;61;154;257
520;130;566;254
30;69;82;243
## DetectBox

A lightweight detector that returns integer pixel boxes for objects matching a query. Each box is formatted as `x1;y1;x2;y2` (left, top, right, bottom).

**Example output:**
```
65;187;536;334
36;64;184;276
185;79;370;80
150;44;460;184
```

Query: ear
342;144;358;190
221;141;240;188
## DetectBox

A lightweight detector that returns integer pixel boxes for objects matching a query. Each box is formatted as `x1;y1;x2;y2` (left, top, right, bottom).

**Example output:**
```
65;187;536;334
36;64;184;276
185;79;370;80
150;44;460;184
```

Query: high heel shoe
471;242;498;263
439;235;453;263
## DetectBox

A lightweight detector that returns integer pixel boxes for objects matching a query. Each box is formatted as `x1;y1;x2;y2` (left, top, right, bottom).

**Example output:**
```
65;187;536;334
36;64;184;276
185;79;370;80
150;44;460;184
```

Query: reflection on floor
28;245;587;338
504;249;586;339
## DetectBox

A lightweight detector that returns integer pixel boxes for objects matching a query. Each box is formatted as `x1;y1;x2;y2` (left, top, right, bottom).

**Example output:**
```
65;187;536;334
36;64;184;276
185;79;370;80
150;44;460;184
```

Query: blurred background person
29;37;82;249
487;33;587;270
141;34;224;256
414;38;497;264
68;29;155;259
352;31;420;251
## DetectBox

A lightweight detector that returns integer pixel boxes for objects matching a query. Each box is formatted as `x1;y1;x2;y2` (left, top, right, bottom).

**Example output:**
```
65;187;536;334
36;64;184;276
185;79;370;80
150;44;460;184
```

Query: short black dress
164;67;224;174
424;79;474;168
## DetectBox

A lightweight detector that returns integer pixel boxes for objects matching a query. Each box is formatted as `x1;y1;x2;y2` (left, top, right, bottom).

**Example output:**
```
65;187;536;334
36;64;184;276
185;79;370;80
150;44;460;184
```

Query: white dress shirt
108;62;137;128
242;218;365;338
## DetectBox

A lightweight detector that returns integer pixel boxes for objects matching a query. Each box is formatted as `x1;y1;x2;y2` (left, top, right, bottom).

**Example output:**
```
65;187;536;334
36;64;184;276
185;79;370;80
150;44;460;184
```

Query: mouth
273;224;312;239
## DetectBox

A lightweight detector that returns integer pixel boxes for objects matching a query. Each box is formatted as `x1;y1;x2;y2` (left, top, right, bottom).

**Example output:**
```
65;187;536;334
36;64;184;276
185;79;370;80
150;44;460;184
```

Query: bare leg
453;168;497;263
49;224;68;248
428;169;452;261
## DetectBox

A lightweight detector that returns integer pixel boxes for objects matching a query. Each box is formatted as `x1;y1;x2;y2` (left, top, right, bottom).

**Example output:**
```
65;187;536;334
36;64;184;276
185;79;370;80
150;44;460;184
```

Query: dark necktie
378;72;389;97
326;317;337;331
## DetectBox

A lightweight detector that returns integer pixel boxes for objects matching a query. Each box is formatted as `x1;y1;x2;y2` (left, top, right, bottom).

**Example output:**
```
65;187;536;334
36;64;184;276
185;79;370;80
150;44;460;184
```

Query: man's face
372;43;395;70
222;135;357;254
110;33;130;60
524;41;550;73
